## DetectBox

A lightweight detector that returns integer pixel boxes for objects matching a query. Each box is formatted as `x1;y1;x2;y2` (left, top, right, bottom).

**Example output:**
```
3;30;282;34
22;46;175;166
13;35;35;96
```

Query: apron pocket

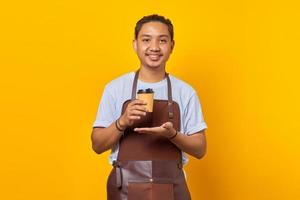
128;182;174;200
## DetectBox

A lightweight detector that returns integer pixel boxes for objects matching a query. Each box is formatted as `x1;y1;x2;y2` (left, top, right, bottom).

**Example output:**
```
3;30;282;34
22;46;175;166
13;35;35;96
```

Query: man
91;14;207;200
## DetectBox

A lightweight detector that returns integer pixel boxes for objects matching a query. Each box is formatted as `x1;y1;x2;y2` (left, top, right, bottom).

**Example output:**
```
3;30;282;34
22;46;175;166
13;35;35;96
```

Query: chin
146;60;165;68
145;64;164;69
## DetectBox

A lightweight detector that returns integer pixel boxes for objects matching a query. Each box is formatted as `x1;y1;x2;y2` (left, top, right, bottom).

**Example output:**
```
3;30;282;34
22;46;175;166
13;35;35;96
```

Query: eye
142;38;150;42
160;39;167;43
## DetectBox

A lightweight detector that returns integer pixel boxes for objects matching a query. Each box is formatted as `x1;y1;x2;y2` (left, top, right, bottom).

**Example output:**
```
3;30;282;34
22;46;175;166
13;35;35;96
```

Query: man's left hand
134;122;176;138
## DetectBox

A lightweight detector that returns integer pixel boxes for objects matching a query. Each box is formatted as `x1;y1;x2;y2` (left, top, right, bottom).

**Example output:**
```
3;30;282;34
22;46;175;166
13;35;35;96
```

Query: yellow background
1;0;299;199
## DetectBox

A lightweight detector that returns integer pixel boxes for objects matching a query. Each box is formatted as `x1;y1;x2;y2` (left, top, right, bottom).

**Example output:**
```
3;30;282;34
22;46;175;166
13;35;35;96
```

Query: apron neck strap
131;69;174;119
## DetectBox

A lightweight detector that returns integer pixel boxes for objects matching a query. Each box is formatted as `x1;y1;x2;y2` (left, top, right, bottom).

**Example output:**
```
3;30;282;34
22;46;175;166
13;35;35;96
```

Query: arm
134;122;207;159
173;90;207;159
91;99;147;154
91;123;123;154
168;129;207;159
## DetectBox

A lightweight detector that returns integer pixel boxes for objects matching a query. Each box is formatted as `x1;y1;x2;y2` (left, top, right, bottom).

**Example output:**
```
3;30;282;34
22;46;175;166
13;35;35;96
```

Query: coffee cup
137;88;154;112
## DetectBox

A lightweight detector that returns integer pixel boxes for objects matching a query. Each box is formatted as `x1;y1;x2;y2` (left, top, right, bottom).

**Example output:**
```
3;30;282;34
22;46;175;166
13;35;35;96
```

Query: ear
170;40;175;53
133;39;137;53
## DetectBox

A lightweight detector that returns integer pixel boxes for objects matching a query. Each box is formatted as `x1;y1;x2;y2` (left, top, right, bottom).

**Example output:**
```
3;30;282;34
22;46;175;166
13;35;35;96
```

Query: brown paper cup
137;93;154;112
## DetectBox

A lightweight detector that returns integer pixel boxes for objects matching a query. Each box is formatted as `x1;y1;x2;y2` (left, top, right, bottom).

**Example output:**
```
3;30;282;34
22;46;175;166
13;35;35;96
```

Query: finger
134;127;151;132
135;129;149;134
129;110;146;117
135;127;161;132
162;122;172;129
128;115;141;120
130;99;147;106
131;105;147;112
134;128;144;132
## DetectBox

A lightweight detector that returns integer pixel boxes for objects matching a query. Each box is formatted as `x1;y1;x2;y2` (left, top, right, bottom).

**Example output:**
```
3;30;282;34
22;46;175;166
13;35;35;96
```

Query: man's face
133;21;174;70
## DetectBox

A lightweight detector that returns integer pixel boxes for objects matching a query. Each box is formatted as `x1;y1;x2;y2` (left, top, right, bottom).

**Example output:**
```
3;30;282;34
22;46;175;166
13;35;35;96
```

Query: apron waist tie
113;161;123;189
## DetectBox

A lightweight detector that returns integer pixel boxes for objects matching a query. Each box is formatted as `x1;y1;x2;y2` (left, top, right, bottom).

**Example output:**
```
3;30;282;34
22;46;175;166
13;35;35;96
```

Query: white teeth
148;54;160;59
149;56;159;60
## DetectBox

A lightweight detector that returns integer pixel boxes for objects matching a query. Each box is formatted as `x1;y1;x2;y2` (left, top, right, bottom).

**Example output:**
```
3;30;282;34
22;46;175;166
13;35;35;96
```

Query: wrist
115;119;125;132
168;128;178;140
118;116;127;130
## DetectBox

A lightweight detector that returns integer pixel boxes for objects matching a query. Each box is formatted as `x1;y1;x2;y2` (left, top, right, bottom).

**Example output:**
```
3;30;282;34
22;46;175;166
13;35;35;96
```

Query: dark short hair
135;14;174;40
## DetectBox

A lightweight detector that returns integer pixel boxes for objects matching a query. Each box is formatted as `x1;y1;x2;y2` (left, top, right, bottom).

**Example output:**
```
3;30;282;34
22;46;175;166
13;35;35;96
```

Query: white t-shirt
93;71;207;164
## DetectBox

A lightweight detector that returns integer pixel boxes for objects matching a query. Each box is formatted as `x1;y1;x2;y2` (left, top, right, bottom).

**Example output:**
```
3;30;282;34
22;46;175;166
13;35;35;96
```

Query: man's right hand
118;99;147;129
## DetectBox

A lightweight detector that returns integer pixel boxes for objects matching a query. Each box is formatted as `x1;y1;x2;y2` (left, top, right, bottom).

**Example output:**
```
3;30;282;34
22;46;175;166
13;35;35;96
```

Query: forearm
170;130;206;159
91;122;123;154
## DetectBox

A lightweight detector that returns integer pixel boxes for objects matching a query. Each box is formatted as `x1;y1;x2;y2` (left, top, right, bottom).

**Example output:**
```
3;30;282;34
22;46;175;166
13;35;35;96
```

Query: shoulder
104;71;134;93
169;74;196;98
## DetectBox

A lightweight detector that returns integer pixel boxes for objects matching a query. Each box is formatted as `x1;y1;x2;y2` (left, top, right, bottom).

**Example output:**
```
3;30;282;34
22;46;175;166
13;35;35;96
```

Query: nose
149;40;160;51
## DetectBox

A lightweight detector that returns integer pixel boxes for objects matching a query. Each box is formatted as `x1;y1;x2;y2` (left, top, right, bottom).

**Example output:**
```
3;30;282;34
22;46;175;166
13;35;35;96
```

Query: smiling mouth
146;53;162;60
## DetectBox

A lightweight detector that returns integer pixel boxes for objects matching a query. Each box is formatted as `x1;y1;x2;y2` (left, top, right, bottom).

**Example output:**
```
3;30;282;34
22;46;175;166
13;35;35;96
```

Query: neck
138;66;166;83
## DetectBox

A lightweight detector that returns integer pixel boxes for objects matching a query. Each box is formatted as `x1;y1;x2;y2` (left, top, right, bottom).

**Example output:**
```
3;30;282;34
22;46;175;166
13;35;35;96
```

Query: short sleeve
183;92;207;135
93;86;117;128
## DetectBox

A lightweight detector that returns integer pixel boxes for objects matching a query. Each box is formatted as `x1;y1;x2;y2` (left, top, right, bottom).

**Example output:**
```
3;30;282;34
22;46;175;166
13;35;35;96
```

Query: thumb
162;122;173;129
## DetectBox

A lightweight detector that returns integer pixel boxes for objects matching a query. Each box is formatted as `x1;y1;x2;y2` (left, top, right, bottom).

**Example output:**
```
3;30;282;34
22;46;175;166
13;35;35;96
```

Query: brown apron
107;70;191;200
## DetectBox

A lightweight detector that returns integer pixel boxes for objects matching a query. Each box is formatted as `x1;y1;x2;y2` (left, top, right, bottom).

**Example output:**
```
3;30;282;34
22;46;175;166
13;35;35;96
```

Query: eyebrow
140;34;170;38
